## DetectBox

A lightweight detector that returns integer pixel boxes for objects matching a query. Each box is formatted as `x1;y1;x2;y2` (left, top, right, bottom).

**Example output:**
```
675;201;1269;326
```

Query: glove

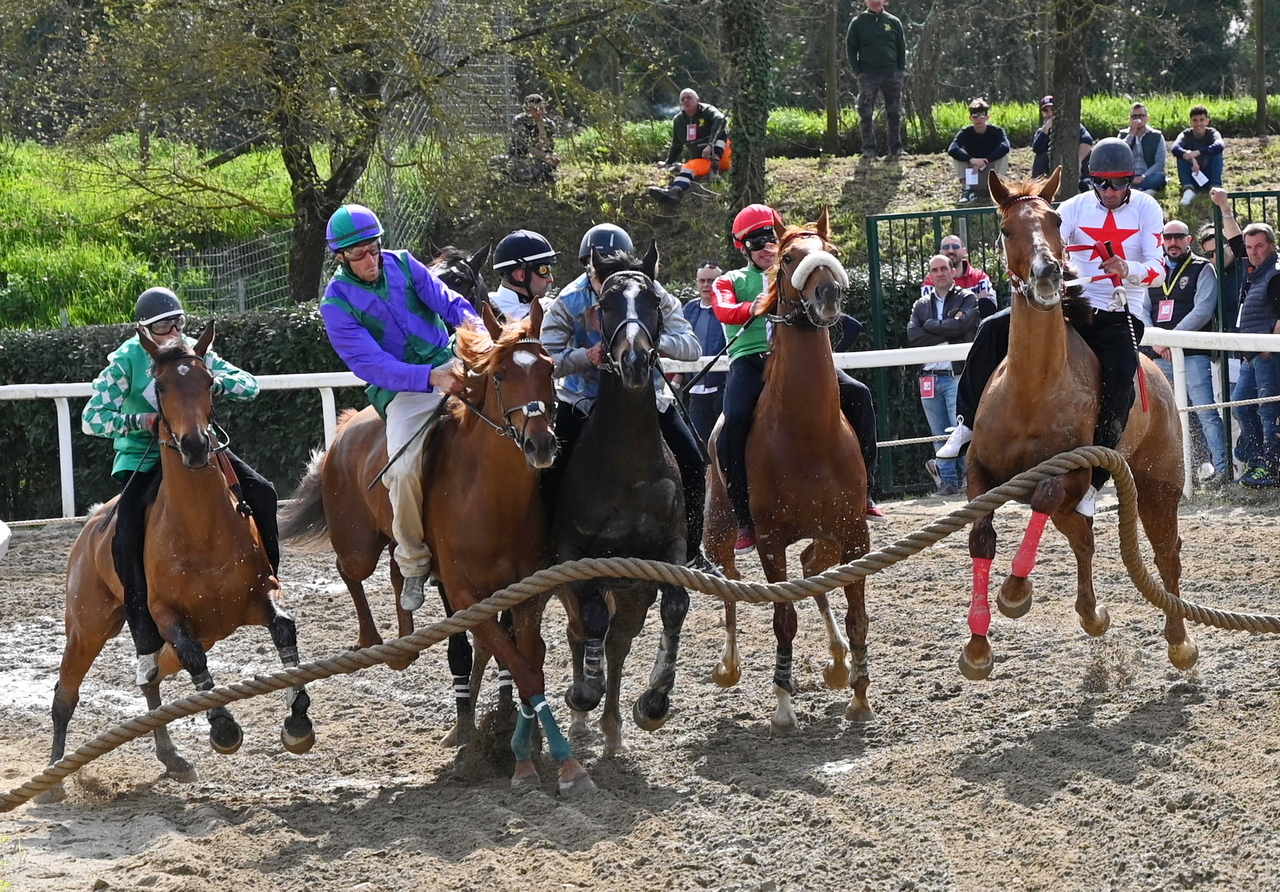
140;413;161;434
1108;287;1128;313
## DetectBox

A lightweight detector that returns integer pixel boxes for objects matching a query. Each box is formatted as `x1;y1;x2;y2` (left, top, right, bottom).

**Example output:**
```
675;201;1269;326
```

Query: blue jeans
1134;169;1167;192
1155;354;1227;474
920;373;964;487
1231;354;1280;472
1176;153;1223;190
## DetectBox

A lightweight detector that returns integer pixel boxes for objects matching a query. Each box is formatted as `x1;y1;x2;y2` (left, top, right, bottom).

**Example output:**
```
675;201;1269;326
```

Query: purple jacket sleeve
320;301;435;393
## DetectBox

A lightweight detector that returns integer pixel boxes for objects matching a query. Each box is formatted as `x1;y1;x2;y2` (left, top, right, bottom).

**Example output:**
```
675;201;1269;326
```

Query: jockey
320;204;483;613
491;229;558;322
540;223;723;576
712;204;884;555
936;137;1165;514
82;286;278;687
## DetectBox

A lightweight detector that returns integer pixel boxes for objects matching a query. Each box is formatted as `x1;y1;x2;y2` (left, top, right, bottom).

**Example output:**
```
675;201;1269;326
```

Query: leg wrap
773;644;795;695
1012;511;1050;578
583;639;605;693
497;668;513;695
969;558;993;636
452;675;471;705
192;670;214;691
531;695;572;764
511;702;536;762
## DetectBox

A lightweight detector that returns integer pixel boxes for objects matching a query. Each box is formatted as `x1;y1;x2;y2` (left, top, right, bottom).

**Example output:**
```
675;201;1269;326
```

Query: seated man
948;98;1011;205
1031;95;1093;192
1171;104;1225;206
504;94;561;184
648;88;730;204
1118;101;1167;194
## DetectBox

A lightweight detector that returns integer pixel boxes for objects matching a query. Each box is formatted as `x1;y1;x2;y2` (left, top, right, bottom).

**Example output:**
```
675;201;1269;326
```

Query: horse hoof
511;773;541;791
281;725;316;755
711;662;740;688
441;725;459;747
998;578;1033;619
769;720;797;737
568;712;593;740
958;651;993;681
558;773;598;798
1168;638;1200;671
1079;605;1111;637
633;691;670;732
823;659;852;690
845;700;875;723
34;783;66;804
209;715;243;755
565;684;602;714
166;764;198;784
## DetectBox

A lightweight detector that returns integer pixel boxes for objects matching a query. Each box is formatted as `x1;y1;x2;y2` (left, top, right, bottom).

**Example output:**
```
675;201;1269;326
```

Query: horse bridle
151;354;232;455
769;231;845;329
997;193;1070;312
595;278;663;376
454;337;553;447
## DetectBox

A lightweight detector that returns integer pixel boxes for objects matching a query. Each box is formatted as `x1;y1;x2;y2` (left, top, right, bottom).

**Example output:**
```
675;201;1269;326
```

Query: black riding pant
717;353;878;528
112;451;280;657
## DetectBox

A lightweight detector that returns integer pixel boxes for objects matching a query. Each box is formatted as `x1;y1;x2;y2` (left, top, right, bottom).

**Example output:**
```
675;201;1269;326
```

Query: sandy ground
2;488;1280;892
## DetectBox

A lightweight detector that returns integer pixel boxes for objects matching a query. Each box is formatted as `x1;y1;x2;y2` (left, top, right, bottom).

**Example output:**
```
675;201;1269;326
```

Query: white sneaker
936;423;972;459
924;459;942;488
136;650;161;687
401;575;427;612
1075;485;1097;517
1180;188;1195;206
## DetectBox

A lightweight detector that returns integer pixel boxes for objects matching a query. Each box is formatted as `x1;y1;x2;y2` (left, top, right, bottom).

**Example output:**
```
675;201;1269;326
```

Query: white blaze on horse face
790;250;849;292
177;363;191;376
1028;228;1062;299
513;349;537;368
621;282;644;350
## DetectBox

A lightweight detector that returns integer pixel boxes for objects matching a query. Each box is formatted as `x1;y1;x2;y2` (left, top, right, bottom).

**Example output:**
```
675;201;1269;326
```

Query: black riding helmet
135;287;184;325
1088;137;1135;178
578;224;633;265
493;230;557;273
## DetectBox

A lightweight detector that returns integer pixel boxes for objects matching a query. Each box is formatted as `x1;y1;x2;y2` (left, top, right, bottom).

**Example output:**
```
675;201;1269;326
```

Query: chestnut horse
40;325;314;803
958;170;1195;679
282;303;594;794
704;210;873;733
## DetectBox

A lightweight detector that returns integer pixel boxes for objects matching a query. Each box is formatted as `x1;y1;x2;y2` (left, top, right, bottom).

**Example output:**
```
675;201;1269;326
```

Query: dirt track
3;489;1280;892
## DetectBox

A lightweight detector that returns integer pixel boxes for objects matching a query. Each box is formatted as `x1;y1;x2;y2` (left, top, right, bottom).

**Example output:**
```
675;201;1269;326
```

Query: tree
723;0;771;207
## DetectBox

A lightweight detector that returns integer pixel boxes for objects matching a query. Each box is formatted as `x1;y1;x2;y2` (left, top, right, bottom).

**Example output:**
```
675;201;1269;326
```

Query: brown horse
958;170;1195;679
704;209;873;733
281;302;594;794
40;324;314;803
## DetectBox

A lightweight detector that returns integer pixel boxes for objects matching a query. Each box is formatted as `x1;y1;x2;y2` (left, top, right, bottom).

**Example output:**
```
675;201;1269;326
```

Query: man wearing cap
1031;95;1093;192
1117;102;1167;195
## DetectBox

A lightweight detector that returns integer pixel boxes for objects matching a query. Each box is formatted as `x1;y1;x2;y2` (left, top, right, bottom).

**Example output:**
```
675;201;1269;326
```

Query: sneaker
1238;466;1279;488
1181;188;1196;206
647;185;682;204
1075;485;1097;517
865;500;887;523
400;575;427;612
861;150;877;160
936;423;972;459
925;459;943;488
686;550;725;578
733;525;756;555
887;148;904;160
937;483;964;497
958;189;976;205
136;650;161;687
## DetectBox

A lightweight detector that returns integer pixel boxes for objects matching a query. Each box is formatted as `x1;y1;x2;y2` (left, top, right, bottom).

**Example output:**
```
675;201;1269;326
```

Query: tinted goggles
1091;175;1132;191
528;263;554;278
147;315;185;335
743;228;778;252
340;239;382;263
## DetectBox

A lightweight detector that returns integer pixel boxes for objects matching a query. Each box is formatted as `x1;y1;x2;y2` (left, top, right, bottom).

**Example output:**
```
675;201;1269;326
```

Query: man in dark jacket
846;0;906;160
648;89;730;204
948;99;1011;204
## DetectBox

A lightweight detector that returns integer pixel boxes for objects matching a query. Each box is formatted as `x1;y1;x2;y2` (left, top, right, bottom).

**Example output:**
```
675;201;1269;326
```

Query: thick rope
4;446;1277;812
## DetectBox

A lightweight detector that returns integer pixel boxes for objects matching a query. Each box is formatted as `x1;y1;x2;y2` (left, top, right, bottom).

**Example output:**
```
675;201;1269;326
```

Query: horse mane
448;315;538;426
591;248;642;279
149;339;197;368
430;246;469;266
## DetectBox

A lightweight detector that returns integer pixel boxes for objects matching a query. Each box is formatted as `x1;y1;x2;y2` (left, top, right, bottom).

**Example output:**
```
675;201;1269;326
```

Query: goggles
1091;175;1132;191
527;263;554;279
340;239;382;263
147;315;185;336
742;228;778;252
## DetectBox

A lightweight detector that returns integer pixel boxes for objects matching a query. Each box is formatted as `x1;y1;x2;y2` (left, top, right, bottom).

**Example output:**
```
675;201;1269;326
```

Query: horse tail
278;448;330;551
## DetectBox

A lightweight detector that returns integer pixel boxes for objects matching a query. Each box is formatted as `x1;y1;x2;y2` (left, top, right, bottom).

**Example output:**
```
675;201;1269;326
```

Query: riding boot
1073;311;1142;492
954;308;1011;425
836;371;878;485
226;451;280;575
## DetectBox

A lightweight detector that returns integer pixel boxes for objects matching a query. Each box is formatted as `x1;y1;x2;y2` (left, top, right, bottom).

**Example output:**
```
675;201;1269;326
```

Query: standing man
908;255;979;496
930;234;998;317
490;229;559;322
846;0;906;160
320;204;484;612
936;138;1165;515
948;99;1011;205
680;261;728;447
647;88;730;204
1210;188;1280;487
1118;101;1167;195
1144;219;1228;483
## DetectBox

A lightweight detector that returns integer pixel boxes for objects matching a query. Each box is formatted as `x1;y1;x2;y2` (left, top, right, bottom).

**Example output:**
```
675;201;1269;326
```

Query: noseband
456;337;553;447
998;193;1069;311
770;233;847;329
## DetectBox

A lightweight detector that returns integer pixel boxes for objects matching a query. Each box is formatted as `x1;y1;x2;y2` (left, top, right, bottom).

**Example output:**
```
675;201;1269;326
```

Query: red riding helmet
732;204;778;249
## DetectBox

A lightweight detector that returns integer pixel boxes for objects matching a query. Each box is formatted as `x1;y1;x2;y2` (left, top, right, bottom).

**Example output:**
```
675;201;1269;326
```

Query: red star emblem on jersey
1079;211;1140;259
1142;267;1161;285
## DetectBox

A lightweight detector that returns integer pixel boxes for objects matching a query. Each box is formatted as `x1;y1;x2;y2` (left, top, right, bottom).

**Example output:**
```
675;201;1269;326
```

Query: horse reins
768;231;847;329
454;337;553;447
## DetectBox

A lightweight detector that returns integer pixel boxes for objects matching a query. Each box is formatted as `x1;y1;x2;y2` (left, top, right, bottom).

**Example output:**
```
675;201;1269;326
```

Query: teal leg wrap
511;702;536;762
530;694;572;763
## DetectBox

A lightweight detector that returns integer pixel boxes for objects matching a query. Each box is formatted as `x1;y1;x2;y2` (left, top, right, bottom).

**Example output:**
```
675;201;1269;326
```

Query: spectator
1118;101;1167;195
948;99;1011;205
1172;104;1225;206
1031;95;1093;192
846;0;906;160
680;260;728;446
1198;221;1242;330
1143;219;1228;484
648;88;730;204
1210;188;1280;487
506;94;561;184
929;234;999;317
908;254;979;495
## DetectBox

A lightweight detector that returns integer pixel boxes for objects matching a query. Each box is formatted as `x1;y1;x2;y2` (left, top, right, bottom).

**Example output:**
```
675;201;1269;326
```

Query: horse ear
481;302;503;340
771;209;786;232
815;207;831;240
194;320;215;356
989;170;1010;207
641;240;659;280
468;241;491;273
1042;167;1063;200
528;294;544;339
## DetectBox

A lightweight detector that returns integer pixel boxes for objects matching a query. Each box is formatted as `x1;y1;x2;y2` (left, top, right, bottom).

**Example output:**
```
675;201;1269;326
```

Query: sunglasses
743;229;777;252
969;112;989;119
528;263;554;278
1091;175;1132;191
147;315;185;336
1130;114;1147;119
1162;232;1191;239
940;244;963;251
340;240;382;263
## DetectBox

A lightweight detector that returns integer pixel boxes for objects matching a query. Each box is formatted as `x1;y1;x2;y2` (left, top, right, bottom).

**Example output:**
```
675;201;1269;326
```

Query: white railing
2;330;1278;522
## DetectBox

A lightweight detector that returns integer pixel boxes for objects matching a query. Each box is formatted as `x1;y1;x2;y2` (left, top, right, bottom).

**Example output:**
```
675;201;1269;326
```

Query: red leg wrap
969;557;993;636
1011;511;1050;578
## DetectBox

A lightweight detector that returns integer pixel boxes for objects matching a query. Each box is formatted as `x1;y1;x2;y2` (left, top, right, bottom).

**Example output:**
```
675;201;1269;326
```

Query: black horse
554;243;690;755
430;244;492;316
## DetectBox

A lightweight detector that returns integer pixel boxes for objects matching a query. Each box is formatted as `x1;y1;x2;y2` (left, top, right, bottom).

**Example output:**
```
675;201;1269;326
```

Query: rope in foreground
4;446;1278;812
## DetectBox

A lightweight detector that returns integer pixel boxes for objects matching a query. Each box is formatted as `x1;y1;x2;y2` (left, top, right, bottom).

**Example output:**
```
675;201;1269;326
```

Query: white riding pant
383;389;445;578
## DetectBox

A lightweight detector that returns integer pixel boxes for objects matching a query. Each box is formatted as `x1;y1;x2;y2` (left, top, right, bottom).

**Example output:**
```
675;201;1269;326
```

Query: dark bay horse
553;243;691;756
282;303;594;793
958;170;1194;680
703;209;872;733
430;244;491;315
40;325;314;803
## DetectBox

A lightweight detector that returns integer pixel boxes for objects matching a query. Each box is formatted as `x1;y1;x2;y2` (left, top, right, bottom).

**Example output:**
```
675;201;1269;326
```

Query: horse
39;324;314;803
958;170;1195;680
553;243;691;756
282;302;594;793
703;209;873;733
429;244;491;316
